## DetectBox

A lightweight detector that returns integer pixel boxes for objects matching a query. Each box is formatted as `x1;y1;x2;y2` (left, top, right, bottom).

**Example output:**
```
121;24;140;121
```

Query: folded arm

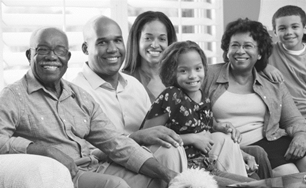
278;83;306;160
0;87;31;154
27;143;78;178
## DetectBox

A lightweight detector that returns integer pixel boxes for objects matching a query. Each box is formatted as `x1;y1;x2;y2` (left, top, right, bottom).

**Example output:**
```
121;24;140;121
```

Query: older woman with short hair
204;18;306;177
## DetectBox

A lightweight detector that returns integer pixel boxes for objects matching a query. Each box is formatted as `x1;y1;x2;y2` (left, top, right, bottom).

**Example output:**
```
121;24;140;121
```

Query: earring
258;55;261;60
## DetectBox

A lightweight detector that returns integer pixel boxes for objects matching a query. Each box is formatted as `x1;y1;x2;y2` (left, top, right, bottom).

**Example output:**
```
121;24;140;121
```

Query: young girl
141;40;256;177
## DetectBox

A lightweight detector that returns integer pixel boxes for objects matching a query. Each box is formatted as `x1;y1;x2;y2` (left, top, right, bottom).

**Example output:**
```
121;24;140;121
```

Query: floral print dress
143;86;214;169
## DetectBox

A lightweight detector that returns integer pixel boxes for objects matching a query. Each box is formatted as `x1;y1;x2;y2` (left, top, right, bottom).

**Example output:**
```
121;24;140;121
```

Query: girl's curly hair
160;40;207;87
221;18;273;72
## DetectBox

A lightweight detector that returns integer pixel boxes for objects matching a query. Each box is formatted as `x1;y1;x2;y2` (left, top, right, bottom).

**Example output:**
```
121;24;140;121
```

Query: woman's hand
213;122;242;143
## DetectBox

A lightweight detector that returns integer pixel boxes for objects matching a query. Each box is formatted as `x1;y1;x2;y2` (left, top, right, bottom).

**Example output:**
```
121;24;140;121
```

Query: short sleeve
145;87;184;119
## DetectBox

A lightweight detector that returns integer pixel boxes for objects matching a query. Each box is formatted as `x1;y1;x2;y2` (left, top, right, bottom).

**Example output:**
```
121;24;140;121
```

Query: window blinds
0;0;223;90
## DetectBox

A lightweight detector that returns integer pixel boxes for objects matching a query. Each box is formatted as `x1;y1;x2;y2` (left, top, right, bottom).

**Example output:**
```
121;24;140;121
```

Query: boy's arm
241;150;259;174
262;64;284;82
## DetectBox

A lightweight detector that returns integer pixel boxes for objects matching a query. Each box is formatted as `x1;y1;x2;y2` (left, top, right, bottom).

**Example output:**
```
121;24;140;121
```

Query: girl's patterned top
143;86;214;169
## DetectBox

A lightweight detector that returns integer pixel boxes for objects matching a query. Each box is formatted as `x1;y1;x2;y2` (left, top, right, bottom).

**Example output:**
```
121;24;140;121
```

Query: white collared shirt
72;63;151;134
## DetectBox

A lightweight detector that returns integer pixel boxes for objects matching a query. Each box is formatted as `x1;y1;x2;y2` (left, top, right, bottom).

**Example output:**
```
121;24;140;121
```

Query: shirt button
63;119;66;122
263;96;267;99
41;117;44;120
83;119;87;123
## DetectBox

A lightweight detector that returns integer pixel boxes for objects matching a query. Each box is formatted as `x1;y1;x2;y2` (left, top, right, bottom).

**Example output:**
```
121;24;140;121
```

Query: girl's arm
180;131;214;154
142;113;169;129
241;150;259;175
143;113;212;148
142;113;213;153
133;113;183;148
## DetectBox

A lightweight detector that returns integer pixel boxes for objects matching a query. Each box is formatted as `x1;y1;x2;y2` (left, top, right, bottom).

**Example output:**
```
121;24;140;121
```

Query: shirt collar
82;62;127;90
25;69;74;99
26;69;45;94
215;63;231;84
216;62;263;86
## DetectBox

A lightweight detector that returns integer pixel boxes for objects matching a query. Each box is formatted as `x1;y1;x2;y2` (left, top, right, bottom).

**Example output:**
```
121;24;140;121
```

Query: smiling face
139;20;169;66
227;32;260;73
274;15;306;51
85;17;125;78
176;50;205;95
29;28;71;87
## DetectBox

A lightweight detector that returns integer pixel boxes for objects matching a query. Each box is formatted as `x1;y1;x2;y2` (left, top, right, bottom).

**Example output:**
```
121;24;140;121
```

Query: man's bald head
83;15;120;42
81;15;125;82
30;27;68;48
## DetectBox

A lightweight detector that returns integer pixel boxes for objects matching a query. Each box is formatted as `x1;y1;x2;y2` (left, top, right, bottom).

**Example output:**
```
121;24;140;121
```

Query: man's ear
67;51;72;61
25;49;31;62
82;42;88;55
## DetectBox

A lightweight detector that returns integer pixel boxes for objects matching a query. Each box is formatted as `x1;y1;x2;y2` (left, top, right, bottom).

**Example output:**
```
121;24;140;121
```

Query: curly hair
221;18;273;72
160;40;207;87
272;5;306;30
122;11;177;74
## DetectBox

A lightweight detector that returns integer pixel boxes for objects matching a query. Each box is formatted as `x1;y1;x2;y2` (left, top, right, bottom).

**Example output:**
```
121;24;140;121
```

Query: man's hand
213;122;242;143
285;134;306;160
130;126;183;148
27;142;78;178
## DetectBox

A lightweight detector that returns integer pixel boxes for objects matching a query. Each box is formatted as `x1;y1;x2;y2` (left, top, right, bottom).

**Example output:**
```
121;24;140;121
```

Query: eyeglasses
229;43;257;51
31;46;69;56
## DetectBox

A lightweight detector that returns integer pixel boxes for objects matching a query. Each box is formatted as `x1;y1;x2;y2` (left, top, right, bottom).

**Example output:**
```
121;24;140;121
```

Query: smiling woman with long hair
122;11;177;103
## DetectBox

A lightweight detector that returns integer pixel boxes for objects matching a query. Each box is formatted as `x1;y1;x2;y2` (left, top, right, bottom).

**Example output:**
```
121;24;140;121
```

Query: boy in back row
265;5;306;118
